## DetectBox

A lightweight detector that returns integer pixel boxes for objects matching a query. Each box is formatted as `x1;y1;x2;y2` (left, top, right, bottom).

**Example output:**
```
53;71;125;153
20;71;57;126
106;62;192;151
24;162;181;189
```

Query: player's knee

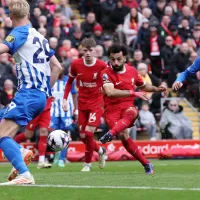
39;128;49;136
119;131;129;141
80;133;86;138
85;125;96;133
25;130;34;139
124;108;138;123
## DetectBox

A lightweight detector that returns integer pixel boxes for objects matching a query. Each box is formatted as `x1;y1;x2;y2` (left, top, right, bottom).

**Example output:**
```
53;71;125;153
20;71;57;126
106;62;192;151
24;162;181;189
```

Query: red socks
80;133;100;153
85;131;95;163
38;135;48;156
111;109;138;136
14;133;26;143
122;138;149;165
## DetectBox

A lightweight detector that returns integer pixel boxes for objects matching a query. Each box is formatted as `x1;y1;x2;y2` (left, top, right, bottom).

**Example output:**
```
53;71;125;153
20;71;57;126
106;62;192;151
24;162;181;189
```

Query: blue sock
0;137;29;174
60;148;67;161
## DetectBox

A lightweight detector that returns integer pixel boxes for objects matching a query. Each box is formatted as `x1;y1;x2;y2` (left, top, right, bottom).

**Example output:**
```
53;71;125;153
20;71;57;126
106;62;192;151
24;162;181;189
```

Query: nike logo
77;73;83;76
116;81;122;85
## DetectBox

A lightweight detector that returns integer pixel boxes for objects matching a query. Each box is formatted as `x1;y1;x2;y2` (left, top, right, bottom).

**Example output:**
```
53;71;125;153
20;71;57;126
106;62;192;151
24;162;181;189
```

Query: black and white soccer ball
48;130;70;152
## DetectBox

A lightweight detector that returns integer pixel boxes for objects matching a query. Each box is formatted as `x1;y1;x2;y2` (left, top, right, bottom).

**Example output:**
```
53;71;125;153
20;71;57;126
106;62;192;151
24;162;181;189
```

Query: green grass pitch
0;160;200;200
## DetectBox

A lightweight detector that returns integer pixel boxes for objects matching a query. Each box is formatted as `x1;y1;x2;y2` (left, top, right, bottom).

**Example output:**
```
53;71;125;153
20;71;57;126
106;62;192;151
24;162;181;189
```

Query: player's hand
172;81;183;91
134;92;150;101
62;99;68;112
157;85;168;95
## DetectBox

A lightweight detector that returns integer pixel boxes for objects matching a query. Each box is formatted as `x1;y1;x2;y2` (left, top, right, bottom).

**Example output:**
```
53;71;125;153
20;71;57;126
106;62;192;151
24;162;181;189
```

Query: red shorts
78;107;103;132
104;106;138;129
26;98;52;131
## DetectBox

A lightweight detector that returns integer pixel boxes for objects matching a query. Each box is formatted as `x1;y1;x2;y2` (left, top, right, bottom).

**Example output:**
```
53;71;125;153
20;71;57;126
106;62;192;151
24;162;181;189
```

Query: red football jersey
69;58;107;110
100;65;145;111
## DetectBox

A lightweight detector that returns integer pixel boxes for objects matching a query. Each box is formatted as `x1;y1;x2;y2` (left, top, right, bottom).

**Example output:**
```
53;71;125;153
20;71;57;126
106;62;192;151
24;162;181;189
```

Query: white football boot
81;163;91;172
98;146;107;169
8;148;34;181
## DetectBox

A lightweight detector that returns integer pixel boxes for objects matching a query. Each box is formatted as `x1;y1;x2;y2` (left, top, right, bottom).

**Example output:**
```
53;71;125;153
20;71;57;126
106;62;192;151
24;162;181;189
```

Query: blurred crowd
0;0;199;140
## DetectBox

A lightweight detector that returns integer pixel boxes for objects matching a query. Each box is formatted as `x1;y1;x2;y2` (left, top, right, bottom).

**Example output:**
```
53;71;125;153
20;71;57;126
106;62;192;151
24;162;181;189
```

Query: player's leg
100;107;138;143
83;108;106;171
0;119;34;185
119;129;154;174
8;128;35;181
37;108;52;169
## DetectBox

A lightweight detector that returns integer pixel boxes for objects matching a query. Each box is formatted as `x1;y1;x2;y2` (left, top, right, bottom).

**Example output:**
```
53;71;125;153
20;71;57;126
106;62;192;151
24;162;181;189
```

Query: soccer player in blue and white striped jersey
51;69;77;167
0;0;62;185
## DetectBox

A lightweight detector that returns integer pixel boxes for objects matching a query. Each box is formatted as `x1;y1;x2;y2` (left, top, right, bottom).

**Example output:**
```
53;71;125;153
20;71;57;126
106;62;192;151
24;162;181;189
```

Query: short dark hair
108;43;128;56
81;38;96;48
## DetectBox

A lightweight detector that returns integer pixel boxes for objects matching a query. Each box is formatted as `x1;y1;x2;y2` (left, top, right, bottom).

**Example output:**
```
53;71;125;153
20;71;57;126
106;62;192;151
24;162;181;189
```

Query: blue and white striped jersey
51;76;77;118
3;24;54;96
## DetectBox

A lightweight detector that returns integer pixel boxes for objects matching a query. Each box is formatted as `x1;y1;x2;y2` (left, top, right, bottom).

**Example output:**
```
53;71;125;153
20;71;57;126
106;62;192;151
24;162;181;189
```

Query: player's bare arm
103;82;149;100
140;83;168;95
50;55;62;88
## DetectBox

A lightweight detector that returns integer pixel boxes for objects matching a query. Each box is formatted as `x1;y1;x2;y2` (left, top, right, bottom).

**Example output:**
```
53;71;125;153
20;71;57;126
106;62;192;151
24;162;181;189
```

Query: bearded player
63;38;107;171
99;44;167;174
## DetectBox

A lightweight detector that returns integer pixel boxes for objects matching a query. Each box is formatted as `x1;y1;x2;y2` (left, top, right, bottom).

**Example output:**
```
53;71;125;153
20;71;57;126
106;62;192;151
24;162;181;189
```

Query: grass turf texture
0;160;200;200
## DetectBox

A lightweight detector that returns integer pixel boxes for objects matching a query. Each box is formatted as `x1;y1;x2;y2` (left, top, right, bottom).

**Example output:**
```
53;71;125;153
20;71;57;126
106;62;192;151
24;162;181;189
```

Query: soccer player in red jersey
63;38;107;171
99;44;167;174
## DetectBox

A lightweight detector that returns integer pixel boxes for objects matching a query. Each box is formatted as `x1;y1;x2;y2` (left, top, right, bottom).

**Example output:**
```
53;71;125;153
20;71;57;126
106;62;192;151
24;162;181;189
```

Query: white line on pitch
16;185;200;191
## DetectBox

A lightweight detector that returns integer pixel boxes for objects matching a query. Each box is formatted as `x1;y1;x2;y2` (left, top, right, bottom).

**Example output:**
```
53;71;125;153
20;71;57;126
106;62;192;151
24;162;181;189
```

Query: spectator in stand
0;53;14;87
160;99;193;139
110;0;130;43
185;51;200;107
95;45;109;62
123;0;138;9
123;7;144;48
169;24;182;47
70;27;83;49
137;18;150;58
92;24;104;46
129;49;150;70
0;79;16;107
168;42;190;87
192;22;200;55
59;39;72;62
178;18;192;41
101;0;116;31
52;8;62;28
103;35;113;57
160;36;175;78
142;7;159;27
150;81;170;115
178;6;196;28
59;0;74;20
152;0;166;22
138;0;149;11
147;25;164;77
164;5;179;25
186;38;197;53
38;15;47;29
159;15;171;38
139;102;157;141
49;37;59;59
137;62;160;99
81;12;97;38
30;7;41;29
51;26;65;46
60;15;71;37
38;27;47;38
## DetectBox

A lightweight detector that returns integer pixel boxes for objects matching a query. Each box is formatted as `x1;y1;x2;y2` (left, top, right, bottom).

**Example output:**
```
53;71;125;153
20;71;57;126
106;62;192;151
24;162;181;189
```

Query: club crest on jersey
5;35;15;43
102;73;109;82
93;72;98;79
